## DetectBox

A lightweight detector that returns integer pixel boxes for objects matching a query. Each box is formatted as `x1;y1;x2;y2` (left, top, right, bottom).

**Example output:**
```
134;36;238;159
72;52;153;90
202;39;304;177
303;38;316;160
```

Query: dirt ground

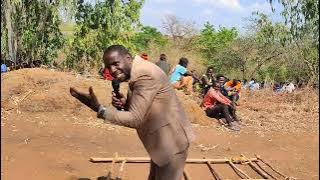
1;68;319;180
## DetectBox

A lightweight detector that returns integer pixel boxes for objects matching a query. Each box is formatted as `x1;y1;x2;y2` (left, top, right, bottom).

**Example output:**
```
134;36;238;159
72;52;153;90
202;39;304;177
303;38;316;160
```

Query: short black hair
178;57;189;67
233;79;239;84
160;54;167;60
216;74;224;80
211;80;219;88
207;66;214;73
103;45;132;60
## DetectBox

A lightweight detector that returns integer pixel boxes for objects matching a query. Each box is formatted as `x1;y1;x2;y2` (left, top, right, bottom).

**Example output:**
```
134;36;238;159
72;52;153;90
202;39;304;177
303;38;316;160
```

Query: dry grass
1;68;318;135
147;41;206;74
238;88;319;134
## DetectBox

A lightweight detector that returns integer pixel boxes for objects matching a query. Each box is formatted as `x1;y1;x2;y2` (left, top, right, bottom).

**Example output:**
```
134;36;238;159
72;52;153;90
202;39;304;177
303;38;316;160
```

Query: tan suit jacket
103;56;195;166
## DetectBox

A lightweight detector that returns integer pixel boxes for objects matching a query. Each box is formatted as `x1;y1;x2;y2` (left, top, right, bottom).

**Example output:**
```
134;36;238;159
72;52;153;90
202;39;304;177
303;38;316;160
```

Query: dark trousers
148;149;188;180
229;93;239;106
205;104;236;124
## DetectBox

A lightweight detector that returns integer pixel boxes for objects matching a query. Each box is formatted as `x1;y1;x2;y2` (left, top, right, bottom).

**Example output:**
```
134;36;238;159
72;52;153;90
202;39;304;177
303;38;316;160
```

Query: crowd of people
1;59;42;73
98;54;244;131
98;53;314;131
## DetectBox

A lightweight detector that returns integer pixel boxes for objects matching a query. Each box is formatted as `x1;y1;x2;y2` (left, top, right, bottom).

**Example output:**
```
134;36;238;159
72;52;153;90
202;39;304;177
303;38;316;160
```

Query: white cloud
192;0;242;10
218;0;242;10
246;2;272;14
192;0;272;14
201;9;213;16
153;0;176;4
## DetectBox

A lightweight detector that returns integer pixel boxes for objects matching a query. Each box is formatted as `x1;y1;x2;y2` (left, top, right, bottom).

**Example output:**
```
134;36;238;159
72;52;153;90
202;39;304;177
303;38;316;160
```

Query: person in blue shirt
1;62;7;73
170;57;194;95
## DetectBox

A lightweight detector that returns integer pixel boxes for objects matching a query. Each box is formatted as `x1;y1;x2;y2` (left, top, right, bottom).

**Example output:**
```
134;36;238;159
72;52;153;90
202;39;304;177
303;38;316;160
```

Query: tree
269;0;319;43
132;26;167;52
269;0;319;84
1;0;70;67
195;22;238;67
162;14;197;40
65;0;144;69
205;13;288;81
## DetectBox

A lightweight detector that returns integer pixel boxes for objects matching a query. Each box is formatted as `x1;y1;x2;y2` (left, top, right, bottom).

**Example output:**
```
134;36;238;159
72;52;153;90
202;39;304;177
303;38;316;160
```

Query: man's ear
126;54;132;61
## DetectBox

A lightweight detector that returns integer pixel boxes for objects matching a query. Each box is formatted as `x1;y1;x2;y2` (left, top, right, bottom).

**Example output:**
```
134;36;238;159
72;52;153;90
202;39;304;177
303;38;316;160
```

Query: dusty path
1;69;319;180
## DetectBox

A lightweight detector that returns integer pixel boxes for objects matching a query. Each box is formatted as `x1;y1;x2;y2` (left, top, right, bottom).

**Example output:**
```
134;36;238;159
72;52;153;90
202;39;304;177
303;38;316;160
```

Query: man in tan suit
70;45;195;180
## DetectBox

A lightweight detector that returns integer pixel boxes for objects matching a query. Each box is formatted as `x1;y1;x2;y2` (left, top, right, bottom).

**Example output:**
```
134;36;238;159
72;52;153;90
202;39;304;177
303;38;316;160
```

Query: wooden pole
254;162;277;179
206;161;222;180
183;170;192;180
90;157;259;164
228;161;252;179
116;159;127;179
248;161;269;179
255;155;287;178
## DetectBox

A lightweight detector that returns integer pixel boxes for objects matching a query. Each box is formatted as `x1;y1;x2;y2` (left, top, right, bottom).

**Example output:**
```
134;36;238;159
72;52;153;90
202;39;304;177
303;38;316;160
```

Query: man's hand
70;86;100;112
229;103;236;110
112;92;126;110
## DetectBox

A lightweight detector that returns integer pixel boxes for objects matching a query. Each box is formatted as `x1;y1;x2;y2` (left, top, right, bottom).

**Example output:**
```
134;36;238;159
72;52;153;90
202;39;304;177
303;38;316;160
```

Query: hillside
1;68;319;180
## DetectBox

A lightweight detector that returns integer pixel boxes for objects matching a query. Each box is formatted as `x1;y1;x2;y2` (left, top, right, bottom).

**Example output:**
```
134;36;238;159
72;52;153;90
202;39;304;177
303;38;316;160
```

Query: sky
140;0;284;33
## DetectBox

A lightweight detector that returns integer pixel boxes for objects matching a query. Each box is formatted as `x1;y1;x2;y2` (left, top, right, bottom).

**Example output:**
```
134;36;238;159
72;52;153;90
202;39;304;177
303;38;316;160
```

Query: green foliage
195;22;238;67
253;12;288;46
269;0;319;84
1;0;66;65
269;0;319;44
257;64;288;82
132;26;167;52
65;0;144;69
200;13;288;81
60;23;75;38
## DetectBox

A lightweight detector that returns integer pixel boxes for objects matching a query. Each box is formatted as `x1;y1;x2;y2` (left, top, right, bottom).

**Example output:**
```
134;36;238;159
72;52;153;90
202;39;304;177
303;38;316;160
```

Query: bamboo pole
206;161;222;180
90;157;259;164
248;161;269;179
183;170;192;180
255;155;287;178
116;159;127;179
106;152;118;179
254;162;277;180
228;161;252;179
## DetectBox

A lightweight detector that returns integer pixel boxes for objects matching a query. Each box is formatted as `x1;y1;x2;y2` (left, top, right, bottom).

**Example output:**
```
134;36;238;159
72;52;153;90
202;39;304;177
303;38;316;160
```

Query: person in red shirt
201;80;240;131
141;53;148;60
102;68;114;80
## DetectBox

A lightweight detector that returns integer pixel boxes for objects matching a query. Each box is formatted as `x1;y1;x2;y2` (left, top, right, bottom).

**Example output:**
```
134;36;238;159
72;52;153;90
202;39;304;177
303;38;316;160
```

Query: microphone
111;79;122;110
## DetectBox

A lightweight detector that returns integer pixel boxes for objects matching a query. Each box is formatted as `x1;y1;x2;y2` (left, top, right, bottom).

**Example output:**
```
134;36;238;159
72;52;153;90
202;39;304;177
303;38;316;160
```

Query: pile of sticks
90;154;295;180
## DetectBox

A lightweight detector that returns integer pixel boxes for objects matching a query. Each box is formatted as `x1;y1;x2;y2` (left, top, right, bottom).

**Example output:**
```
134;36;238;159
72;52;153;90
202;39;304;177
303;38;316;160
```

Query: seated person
190;70;202;92
155;53;171;75
284;82;295;93
1;62;7;73
102;68;113;81
140;53;148;60
215;74;228;95
223;79;241;106
201;81;241;131
191;70;201;85
200;66;215;96
215;75;241;119
249;78;260;91
170;57;194;95
273;83;281;92
242;79;248;89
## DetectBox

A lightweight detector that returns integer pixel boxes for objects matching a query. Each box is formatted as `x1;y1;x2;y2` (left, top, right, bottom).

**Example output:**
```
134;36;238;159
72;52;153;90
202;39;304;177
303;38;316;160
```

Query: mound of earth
1;68;318;133
1;68;213;126
1;68;319;180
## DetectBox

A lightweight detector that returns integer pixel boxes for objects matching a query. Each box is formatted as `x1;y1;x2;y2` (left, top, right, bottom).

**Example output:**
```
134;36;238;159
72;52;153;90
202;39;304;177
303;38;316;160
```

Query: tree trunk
5;0;16;67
